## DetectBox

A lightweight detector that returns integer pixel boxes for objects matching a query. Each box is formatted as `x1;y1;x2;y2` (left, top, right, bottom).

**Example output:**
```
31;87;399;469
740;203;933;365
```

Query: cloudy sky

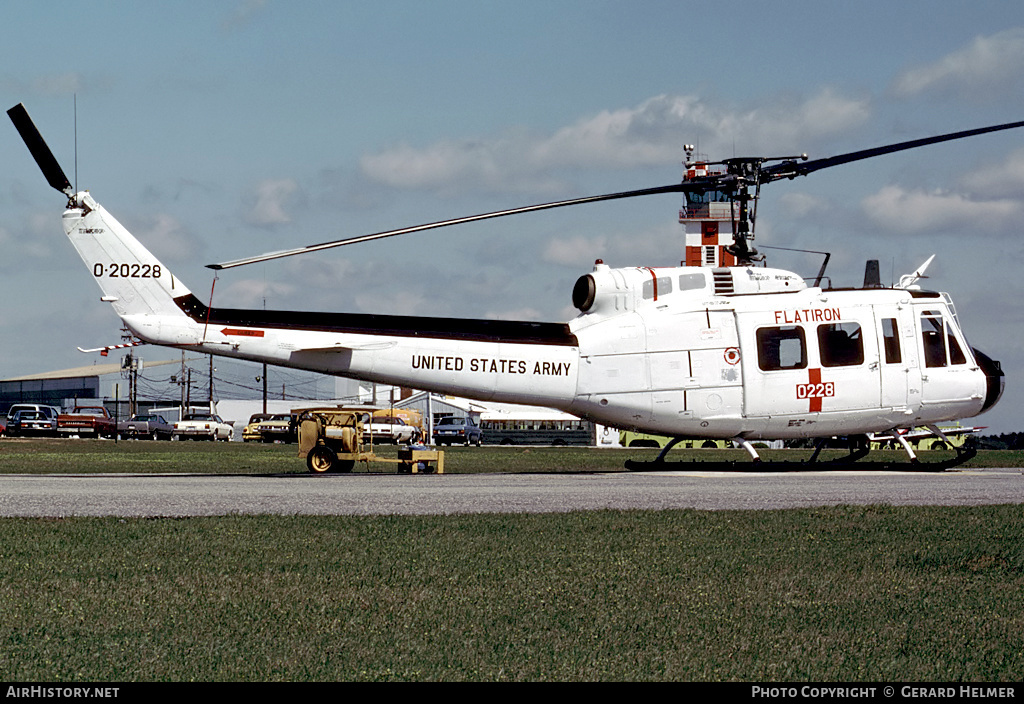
4;1;1024;433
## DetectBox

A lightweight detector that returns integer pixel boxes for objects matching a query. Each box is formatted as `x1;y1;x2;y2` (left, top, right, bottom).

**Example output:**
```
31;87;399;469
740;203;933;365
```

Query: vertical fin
63;192;193;320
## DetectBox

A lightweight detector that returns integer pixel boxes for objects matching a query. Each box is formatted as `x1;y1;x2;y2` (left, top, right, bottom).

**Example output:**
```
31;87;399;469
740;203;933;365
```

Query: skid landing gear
806;435;870;465
626;431;976;472
627;436;764;471
650;436;762;463
801;430;976;471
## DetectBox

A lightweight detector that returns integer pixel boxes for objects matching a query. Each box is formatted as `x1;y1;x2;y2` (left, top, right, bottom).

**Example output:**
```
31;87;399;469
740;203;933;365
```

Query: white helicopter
8;103;1020;468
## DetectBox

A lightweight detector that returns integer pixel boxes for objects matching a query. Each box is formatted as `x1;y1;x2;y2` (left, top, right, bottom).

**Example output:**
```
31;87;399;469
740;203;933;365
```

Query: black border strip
174;295;579;347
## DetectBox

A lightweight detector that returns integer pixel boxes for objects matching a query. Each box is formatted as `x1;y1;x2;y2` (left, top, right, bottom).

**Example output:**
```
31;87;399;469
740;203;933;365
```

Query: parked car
363;416;419;444
4;404;59;437
173;413;233;441
253;413;296;443
118;414;174;440
433;416;482;446
7;409;58;437
242;413;272;442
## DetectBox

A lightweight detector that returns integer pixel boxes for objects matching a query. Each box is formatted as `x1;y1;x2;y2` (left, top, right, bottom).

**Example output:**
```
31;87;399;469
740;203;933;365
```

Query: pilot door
738;306;881;420
873;306;920;413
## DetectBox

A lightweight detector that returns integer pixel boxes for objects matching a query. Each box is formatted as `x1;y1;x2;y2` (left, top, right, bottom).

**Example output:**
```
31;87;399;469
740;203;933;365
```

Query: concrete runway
0;467;1021;517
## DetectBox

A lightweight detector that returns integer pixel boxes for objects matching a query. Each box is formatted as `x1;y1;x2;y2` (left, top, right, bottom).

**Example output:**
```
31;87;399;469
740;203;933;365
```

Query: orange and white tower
680;147;738;268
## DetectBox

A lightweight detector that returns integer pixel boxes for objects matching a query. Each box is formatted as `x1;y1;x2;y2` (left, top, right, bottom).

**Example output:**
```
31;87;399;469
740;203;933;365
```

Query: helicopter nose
972;348;1005;413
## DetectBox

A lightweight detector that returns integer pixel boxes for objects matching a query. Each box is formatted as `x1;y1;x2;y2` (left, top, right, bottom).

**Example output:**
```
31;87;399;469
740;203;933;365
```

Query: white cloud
220;278;295;308
890;28;1024;97
132;212;201;263
779;192;829;219
245;179;299;227
0;220;51;264
281;255;355;290
860;145;1024;235
359;90;871;195
221;0;269;31
358;133;545;194
543;235;609;267
861;185;1024;234
33;73;86;95
0;72;109;96
353;289;431;317
484;306;543;321
960;147;1024;198
541;221;684;271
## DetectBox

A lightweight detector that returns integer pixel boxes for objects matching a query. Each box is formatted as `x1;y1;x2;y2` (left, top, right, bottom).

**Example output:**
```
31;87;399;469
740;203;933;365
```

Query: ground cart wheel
307;445;337;474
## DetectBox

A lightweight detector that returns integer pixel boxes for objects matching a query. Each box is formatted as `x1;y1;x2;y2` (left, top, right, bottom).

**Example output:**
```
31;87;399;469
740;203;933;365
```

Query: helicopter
8;103;1020;468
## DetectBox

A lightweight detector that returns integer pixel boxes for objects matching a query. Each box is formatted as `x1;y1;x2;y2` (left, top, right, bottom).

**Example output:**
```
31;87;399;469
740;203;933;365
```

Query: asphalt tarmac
0;467;1021;517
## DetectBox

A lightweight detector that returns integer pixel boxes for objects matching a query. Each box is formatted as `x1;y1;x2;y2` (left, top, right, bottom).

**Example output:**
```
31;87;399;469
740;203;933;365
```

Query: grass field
0;440;1021;681
2;437;1023;474
1;507;1022;681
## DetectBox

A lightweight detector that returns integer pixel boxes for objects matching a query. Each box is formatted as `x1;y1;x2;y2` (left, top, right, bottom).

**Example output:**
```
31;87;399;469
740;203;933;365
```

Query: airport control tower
680;150;740;268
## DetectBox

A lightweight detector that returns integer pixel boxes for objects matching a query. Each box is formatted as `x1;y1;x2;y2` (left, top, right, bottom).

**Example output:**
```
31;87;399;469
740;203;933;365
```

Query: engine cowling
571;261;632;316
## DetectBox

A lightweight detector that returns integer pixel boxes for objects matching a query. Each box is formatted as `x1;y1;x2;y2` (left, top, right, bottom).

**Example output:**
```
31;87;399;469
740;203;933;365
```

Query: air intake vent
713;268;734;294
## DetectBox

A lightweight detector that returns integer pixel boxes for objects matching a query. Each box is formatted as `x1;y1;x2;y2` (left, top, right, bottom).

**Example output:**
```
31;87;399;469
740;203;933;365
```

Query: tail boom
64;191;580;407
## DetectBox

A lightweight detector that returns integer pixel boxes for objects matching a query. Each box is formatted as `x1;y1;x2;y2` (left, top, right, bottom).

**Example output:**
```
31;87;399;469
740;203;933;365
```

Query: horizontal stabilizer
293;341;398;353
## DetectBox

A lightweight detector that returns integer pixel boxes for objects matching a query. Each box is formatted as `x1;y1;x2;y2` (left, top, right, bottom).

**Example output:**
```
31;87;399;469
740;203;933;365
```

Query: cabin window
817;322;864;367
642;276;673;300
678;273;706;291
921;310;969;367
947;322;967;365
881;318;901;364
921;312;947;368
757;326;807;371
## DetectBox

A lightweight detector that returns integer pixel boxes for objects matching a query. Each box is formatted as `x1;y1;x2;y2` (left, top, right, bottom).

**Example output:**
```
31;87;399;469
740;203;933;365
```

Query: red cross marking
795;368;834;412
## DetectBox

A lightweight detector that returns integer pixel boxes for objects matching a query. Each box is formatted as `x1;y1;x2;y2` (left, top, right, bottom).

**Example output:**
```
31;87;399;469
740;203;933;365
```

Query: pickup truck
57;406;117;438
118;414;174;440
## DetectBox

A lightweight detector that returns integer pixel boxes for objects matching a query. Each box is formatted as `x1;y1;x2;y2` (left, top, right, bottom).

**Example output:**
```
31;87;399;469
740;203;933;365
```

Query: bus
480;418;595;446
618;431;727;449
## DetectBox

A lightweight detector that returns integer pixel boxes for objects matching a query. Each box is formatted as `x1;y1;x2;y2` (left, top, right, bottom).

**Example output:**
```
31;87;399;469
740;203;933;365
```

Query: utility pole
120;327;138;417
178;352;186;414
121;352;140;417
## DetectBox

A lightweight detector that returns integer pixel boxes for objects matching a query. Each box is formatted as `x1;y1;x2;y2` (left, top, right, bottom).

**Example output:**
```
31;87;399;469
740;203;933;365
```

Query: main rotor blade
762;119;1024;181
7;103;73;197
208;182;706;270
202;117;1023;270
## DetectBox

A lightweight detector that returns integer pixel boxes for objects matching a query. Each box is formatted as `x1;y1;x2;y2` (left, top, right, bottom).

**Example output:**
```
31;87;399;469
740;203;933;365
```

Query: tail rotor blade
7;103;73;197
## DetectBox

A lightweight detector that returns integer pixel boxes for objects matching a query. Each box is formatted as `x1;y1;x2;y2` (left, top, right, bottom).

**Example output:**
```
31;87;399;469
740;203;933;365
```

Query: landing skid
625;435;977;472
